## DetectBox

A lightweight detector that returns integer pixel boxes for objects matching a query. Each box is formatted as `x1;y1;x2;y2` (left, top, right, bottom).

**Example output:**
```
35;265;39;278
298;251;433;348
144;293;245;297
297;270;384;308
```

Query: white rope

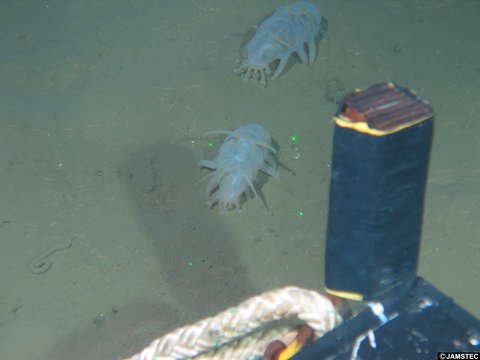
123;286;342;360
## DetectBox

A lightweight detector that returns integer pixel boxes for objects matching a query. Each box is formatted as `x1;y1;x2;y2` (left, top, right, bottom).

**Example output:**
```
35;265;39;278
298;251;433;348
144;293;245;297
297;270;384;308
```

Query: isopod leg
260;69;267;87
206;171;225;196
297;45;308;64
271;56;288;80
253;140;277;154
198;160;217;170
241;171;258;199
307;36;316;63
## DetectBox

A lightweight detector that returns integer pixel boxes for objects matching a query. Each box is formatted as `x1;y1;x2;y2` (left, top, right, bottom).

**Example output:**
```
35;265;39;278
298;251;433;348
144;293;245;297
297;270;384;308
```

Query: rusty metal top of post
335;82;434;135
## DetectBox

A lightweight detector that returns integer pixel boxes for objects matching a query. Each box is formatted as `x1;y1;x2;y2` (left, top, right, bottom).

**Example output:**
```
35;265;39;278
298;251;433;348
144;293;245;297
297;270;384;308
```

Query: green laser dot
290;135;298;144
297;210;304;217
187;261;193;267
207;142;214;147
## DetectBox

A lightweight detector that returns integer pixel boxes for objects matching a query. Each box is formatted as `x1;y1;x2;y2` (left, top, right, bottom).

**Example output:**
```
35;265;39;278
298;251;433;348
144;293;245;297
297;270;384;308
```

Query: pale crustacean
234;1;323;86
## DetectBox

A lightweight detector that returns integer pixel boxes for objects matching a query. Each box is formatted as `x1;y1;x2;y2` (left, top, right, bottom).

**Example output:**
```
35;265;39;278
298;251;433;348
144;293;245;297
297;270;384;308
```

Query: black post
324;82;434;301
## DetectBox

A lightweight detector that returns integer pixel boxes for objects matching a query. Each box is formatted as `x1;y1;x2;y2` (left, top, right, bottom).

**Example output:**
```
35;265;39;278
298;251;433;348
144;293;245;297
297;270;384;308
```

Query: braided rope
123;286;342;360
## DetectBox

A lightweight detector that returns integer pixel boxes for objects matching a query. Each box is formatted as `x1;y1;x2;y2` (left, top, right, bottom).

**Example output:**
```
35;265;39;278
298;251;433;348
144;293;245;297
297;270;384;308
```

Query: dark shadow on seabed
41;142;258;360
